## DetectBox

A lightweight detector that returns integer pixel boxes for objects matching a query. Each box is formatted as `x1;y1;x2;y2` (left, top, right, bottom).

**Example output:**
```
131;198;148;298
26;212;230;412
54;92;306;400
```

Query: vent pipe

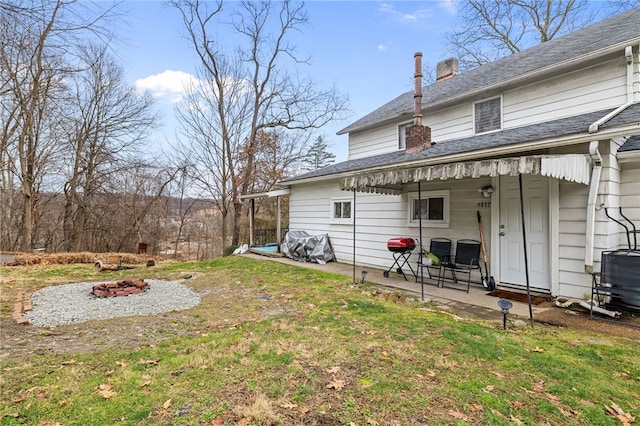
414;52;423;126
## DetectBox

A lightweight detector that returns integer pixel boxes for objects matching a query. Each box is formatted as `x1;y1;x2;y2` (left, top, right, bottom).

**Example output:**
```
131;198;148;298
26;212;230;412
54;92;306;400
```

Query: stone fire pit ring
24;279;201;327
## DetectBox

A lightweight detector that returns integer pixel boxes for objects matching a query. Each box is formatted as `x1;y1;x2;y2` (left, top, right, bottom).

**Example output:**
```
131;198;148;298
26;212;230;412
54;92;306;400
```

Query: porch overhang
340;154;592;195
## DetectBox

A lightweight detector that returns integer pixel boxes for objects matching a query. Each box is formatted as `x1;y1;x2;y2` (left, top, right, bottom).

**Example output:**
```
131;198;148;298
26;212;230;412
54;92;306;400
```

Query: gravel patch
25;279;201;327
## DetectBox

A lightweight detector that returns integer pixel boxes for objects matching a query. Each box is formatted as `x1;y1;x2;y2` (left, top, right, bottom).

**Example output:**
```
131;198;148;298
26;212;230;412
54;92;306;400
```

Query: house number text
477;201;491;208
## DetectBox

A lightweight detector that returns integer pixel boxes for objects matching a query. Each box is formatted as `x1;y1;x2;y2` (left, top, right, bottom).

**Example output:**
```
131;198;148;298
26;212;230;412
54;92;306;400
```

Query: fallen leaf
61;359;76;365
116;361;127;368
490;408;506;419
281;402;298;409
325;366;340;374
97;384;115;399
326;379;346;390
138;359;160;366
605;403;636;426
447;409;470;421
491;371;504;378
469;403;484;412
12;396;27;404
510;400;525;409
509;414;524;425
163;399;172;409
531;346;545;353
104;369;114;376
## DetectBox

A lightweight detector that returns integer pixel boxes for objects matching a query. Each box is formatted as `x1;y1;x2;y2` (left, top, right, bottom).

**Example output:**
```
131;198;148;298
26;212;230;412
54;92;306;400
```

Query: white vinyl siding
503;59;627;128
289;178;493;272
557;181;591;297
348;126;398;159
346;58;627;159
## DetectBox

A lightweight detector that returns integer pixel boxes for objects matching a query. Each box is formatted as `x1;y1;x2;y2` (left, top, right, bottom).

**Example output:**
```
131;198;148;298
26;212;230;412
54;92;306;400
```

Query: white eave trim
239;188;290;200
340;154;591;195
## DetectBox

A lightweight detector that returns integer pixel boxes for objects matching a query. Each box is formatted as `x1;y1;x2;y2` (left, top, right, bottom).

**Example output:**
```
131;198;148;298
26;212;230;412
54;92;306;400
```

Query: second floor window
474;97;502;134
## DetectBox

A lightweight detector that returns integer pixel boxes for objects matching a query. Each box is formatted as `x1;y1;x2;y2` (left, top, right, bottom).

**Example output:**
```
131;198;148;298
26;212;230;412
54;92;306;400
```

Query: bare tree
446;0;636;71
0;0;119;251
170;0;348;252
61;44;158;252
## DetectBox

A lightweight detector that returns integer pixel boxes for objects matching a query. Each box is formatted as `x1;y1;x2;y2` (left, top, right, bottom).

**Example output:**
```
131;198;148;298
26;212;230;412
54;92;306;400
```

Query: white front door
499;175;551;291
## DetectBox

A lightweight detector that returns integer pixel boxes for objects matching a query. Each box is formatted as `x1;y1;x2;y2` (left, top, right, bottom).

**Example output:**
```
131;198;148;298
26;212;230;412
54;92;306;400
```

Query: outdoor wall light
361;270;368;284
497;299;513;330
480;185;494;198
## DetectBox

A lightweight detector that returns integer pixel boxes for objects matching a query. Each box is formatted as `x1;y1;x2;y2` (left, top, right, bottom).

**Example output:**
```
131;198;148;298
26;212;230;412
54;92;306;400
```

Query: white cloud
135;70;198;103
377;2;432;23
378;43;389;51
438;0;459;15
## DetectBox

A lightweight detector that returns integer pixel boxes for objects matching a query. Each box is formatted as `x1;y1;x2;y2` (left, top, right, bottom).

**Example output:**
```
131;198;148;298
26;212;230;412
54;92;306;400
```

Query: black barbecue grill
383;238;417;281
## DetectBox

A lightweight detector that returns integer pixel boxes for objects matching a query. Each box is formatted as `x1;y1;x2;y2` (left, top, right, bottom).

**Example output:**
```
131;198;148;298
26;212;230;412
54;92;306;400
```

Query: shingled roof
282;103;640;184
338;7;640;135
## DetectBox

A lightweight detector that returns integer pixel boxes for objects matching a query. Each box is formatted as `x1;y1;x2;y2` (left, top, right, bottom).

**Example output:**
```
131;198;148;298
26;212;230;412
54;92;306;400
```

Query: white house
280;8;640;299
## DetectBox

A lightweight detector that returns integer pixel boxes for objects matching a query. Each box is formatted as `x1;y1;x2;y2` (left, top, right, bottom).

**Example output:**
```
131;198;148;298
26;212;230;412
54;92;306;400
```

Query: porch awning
340;154;591;195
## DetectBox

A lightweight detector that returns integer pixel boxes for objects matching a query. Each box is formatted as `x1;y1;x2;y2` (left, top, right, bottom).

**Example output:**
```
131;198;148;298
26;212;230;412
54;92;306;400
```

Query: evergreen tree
304;136;336;170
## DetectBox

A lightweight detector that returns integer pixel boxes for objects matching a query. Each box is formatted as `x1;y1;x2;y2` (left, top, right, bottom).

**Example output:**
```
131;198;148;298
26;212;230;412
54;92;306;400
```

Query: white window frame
473;96;502;134
398;121;413;150
330;197;353;224
407;190;450;228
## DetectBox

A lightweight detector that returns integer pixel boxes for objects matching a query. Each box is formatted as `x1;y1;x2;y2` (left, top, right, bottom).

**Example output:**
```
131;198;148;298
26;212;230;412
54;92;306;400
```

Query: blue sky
117;1;460;162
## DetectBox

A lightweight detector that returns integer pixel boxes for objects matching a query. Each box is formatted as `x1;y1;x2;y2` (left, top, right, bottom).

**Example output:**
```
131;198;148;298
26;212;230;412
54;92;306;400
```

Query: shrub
223;245;238;257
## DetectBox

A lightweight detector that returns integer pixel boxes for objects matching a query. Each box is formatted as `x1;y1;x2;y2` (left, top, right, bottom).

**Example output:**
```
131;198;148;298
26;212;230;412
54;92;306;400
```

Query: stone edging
13;290;32;325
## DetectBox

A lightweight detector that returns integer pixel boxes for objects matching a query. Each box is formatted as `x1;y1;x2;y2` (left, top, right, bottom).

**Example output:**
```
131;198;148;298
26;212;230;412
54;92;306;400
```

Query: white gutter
589;46;635;133
584;45;637;272
584;141;603;274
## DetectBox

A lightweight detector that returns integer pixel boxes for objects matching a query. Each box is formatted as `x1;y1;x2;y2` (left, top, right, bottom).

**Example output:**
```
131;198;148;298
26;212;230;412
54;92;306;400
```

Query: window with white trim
474;97;502;134
398;122;412;150
330;198;353;223
408;190;450;228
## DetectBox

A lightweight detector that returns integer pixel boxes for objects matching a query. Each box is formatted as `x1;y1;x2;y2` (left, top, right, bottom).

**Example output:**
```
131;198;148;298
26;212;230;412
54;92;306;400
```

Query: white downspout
584;141;602;274
588;45;635;133
585;45;636;272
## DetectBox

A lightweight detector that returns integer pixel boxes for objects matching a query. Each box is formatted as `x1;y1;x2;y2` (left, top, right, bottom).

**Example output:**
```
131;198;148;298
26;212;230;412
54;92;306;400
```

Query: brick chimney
405;52;432;154
436;58;458;83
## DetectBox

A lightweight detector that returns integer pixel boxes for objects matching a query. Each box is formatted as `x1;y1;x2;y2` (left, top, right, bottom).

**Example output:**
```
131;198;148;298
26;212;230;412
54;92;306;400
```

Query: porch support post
418;180;424;300
276;196;282;253
249;198;255;247
519;174;534;327
352;189;357;284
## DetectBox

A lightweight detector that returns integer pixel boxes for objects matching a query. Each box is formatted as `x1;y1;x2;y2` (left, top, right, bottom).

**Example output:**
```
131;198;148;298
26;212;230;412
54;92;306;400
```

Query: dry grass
6;251;154;266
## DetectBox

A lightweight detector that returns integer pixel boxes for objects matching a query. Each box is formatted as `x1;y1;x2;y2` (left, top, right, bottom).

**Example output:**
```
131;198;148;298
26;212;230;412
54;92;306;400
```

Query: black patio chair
416;238;452;284
437;239;481;293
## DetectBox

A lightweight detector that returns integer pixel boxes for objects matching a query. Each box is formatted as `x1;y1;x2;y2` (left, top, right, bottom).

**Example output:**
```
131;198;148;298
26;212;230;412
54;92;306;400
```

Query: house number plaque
477;201;491;208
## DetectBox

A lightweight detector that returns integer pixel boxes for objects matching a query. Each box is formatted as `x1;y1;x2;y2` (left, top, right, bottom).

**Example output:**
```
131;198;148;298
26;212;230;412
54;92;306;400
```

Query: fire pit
92;279;149;298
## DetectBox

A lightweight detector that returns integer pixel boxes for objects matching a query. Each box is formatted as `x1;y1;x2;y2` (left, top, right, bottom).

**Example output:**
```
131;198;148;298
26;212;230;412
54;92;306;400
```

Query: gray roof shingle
339;7;640;135
283;103;640;183
619;135;640;152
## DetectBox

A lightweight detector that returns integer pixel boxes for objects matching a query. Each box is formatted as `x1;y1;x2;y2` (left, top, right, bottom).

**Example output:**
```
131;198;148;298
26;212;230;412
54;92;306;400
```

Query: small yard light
361;270;368;284
497;299;513;330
